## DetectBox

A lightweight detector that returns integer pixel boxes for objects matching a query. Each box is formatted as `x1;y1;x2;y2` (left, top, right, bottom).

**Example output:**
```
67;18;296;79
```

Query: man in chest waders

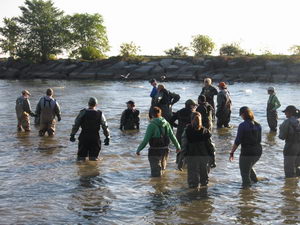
70;97;110;161
36;88;61;136
267;87;281;132
15;90;36;132
136;107;181;177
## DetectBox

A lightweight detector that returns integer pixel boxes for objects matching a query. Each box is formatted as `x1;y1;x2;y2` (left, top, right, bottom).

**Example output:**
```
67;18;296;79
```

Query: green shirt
268;94;281;111
137;117;181;153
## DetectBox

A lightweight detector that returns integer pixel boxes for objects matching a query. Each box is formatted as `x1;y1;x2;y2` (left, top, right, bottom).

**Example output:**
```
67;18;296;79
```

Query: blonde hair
204;78;212;85
191;112;202;130
157;84;165;90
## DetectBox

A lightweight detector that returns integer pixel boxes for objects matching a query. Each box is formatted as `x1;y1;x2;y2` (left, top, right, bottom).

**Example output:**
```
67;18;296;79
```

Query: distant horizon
1;0;300;57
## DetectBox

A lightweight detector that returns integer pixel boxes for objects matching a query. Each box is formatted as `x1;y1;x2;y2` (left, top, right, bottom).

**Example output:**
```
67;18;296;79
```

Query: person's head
198;95;206;104
191;111;202;130
282;105;299;118
149;79;157;87
239;106;255;121
267;86;275;95
152;107;162;118
46;88;53;96
88;97;98;108
218;82;227;90
126;100;135;109
157;84;165;92
22;90;31;98
204;78;212;87
185;99;198;110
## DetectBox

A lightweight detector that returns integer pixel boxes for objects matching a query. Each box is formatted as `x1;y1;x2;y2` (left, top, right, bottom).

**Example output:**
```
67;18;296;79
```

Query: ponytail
191;112;202;130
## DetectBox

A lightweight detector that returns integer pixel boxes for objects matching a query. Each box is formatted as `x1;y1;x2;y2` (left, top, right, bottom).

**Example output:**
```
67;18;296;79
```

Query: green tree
190;35;215;56
16;0;67;62
119;41;141;57
68;13;109;60
219;43;244;56
289;45;300;55
0;17;21;58
164;43;189;56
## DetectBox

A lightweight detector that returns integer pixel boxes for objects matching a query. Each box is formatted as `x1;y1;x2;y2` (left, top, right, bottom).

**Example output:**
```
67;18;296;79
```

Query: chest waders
267;95;278;131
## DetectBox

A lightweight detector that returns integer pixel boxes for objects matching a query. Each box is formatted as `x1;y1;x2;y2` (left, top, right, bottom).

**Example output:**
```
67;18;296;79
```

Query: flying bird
121;73;131;79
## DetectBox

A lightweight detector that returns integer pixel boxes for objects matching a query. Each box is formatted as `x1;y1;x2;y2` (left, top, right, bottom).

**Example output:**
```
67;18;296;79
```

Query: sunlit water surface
0;80;299;224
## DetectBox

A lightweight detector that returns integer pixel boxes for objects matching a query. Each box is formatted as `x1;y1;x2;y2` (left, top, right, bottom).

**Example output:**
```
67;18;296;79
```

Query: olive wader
15;96;35;131
216;89;232;128
201;86;218;121
267;95;278;131
148;126;170;177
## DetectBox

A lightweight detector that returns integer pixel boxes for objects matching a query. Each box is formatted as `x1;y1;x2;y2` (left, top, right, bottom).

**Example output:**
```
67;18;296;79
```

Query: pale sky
1;0;300;56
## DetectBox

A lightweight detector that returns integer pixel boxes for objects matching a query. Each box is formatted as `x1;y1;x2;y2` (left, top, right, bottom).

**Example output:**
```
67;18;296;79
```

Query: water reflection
266;131;277;146
237;188;259;225
281;178;300;224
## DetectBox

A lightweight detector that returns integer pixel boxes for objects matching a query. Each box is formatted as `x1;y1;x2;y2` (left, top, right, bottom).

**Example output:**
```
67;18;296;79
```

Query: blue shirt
234;119;261;146
150;87;157;98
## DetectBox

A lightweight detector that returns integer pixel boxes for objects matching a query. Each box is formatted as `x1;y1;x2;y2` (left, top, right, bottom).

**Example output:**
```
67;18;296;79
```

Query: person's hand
104;137;110;146
57;116;61;122
229;152;234;161
70;135;76;142
136;151;140;156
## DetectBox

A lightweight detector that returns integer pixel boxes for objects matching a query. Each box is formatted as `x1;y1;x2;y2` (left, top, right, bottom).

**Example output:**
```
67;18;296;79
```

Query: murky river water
0;79;299;224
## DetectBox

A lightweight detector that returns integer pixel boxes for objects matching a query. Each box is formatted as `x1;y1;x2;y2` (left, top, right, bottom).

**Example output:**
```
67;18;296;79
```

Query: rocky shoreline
1;56;300;82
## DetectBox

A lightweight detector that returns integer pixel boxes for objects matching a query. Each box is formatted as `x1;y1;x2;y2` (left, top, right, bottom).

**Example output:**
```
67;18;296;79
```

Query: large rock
177;72;196;80
109;61;128;70
132;65;154;79
271;74;287;82
0;68;19;78
288;65;300;74
249;66;265;72
183;65;206;73
151;65;164;75
257;72;272;82
211;73;224;81
286;74;300;82
159;59;174;68
166;65;179;72
173;59;189;66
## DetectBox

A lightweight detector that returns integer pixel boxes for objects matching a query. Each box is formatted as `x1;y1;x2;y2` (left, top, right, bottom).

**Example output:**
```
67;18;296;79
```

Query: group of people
15;78;300;189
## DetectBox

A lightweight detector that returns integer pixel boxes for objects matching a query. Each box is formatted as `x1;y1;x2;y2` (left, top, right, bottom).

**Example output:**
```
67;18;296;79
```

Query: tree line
1;0;300;62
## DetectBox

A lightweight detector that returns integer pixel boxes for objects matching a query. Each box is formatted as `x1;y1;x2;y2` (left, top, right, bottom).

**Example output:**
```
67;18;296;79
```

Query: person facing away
278;105;300;178
154;84;180;122
70;97;110;161
36;88;61;136
267;86;281;132
170;99;198;145
136;107;181;177
120;100;140;130
181;112;216;188
200;78;218;120
15;90;36;132
196;95;213;131
229;107;262;188
149;79;158;119
216;82;232;128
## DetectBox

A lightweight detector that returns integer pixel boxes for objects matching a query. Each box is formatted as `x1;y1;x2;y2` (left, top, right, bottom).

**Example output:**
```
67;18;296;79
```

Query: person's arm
70;110;85;136
181;129;188;153
23;99;35;116
216;93;224;111
169;111;178;127
100;113;110;138
136;124;154;154
35;98;42;116
170;92;180;105
120;110;125;130
229;123;243;161
279;120;289;140
167;123;181;150
135;110;140;129
54;101;61;121
200;87;205;96
150;87;157;98
213;86;218;96
273;95;281;111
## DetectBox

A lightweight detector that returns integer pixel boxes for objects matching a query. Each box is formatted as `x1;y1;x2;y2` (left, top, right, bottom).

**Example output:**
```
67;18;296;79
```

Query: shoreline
1;56;300;82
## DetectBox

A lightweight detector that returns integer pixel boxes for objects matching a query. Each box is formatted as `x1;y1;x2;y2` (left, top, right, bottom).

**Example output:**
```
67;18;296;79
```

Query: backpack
149;125;170;149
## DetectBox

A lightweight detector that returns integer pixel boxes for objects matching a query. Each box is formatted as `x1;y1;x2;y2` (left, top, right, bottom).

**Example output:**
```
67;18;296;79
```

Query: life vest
80;109;102;136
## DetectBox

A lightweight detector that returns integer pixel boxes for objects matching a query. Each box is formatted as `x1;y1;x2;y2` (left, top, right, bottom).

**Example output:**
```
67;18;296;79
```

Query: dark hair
46;88;53;96
191;112;202;130
198;95;206;103
149;79;157;84
152;107;162;118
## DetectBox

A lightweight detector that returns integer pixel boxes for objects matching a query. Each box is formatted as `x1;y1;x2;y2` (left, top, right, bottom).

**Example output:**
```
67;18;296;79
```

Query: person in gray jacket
15;90;36;132
216;82;232;128
70;97;110;161
279;105;300;178
36;88;61;136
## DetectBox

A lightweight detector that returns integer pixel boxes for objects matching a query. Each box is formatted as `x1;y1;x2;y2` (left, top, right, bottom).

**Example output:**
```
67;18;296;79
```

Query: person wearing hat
153;84;180;122
267;87;281;132
136;107;181;177
36;88;61;136
279;105;300;178
120;100;140;130
181;112;216;188
200;78;218;121
148;79;158;119
229;107;262;188
216;82;232;128
196;95;213;131
70;97;110;161
15;90;36;132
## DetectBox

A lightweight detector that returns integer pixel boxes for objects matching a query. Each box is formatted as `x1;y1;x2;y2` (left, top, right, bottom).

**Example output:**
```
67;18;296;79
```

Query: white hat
267;87;275;92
